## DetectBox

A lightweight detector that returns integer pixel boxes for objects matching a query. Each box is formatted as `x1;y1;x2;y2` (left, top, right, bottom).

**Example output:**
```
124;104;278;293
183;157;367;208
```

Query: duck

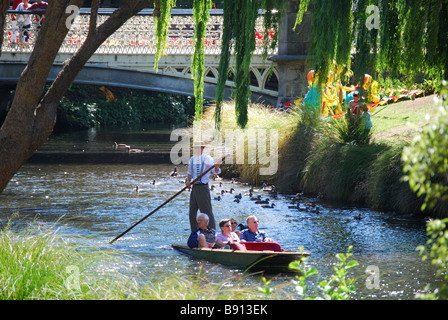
213;196;222;201
261;203;275;208
134;186;139;193
255;198;270;204
114;142;130;150
353;213;362;220
250;195;262;201
234;193;242;200
305;202;315;207
293;192;303;201
237;223;247;231
128;148;144;153
311;207;320;214
170;167;178;177
262;181;275;191
210;185;216;191
233;198;240;203
244;188;254;197
213;175;223;181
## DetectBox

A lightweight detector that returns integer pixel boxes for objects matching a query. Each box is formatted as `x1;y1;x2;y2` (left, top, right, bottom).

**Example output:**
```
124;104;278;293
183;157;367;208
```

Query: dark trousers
189;184;215;231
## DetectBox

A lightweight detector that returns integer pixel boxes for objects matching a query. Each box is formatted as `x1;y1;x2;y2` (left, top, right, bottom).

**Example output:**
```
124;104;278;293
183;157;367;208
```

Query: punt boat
172;241;310;272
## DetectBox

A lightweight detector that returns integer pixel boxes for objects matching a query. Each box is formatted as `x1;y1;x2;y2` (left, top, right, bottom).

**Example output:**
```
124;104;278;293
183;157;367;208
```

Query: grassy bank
0;222;262;300
207;95;446;217
0;222;360;300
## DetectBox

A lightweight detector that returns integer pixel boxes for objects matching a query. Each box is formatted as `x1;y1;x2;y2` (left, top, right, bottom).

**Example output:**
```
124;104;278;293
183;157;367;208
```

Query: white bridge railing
2;9;277;56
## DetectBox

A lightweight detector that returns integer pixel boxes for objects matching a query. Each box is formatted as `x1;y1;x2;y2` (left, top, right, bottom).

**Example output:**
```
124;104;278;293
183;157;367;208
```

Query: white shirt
187;153;221;184
17;3;31;25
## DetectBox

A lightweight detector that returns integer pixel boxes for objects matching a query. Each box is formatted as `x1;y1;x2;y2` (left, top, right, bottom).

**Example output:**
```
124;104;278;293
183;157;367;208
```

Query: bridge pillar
270;0;312;107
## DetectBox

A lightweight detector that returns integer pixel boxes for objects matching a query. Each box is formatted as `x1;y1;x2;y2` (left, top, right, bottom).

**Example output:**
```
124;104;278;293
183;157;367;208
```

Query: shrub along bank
54;84;196;132
212;98;447;218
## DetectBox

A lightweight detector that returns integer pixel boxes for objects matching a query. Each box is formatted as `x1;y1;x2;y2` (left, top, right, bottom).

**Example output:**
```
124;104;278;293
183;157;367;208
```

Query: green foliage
56;85;195;131
214;0;284;129
330;110;372;146
303;140;384;202
402;81;448;211
295;0;448;86
191;0;212;122
153;0;176;70
416;218;448;300
297;0;353;84
288;246;358;300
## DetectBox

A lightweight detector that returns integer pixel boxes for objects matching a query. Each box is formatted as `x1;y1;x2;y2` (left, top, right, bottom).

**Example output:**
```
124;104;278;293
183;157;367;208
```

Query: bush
402;80;448;212
55;85;196;131
417;218;448;300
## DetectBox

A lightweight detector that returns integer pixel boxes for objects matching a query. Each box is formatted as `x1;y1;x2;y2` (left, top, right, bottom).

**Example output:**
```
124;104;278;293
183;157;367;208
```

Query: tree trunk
0;0;153;193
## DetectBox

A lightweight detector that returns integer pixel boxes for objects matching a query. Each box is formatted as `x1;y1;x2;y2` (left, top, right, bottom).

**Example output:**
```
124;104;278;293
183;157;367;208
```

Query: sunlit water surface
0;127;438;299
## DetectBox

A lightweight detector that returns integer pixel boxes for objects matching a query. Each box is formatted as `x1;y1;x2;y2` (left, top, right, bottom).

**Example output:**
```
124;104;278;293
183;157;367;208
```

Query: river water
0;125;438;300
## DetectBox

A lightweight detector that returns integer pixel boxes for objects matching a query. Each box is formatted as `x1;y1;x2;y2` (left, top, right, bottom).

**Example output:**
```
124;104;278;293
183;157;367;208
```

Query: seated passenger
229;217;241;237
239;215;274;242
187;213;217;248
215;219;240;248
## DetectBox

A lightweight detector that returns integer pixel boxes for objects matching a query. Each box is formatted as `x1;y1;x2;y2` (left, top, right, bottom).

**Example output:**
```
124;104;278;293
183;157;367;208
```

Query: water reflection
0;127;438;300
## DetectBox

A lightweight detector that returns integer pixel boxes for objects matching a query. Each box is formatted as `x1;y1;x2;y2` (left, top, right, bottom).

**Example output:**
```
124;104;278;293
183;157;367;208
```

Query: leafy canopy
295;0;448;87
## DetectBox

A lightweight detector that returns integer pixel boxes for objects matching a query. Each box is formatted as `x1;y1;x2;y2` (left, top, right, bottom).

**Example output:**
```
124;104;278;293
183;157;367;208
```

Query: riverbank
206;95;447;218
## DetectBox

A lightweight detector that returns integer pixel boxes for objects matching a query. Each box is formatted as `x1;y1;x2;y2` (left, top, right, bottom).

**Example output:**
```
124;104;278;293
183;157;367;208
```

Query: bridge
0;8;281;106
0;2;311;107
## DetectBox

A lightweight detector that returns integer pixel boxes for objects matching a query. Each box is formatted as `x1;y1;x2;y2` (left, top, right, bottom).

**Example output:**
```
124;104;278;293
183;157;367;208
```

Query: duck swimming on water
255;198;270;204
170;167;178;177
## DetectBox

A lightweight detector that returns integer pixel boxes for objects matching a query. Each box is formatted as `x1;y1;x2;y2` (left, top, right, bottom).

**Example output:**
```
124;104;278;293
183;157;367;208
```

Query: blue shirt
239;229;267;242
187;228;218;248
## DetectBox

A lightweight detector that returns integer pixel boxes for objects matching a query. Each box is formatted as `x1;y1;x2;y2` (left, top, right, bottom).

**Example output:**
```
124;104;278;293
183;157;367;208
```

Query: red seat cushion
229;242;247;251
243;242;283;252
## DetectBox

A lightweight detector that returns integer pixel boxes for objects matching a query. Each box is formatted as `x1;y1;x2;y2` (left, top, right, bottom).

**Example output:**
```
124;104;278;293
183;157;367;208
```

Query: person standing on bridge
16;0;31;43
28;0;48;28
185;140;220;231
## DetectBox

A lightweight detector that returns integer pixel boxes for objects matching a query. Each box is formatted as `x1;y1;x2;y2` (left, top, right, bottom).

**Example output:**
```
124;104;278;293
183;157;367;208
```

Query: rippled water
0;126;438;300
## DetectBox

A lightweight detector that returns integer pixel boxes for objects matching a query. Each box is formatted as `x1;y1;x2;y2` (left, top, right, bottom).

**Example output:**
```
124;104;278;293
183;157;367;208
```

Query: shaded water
0;126;438;299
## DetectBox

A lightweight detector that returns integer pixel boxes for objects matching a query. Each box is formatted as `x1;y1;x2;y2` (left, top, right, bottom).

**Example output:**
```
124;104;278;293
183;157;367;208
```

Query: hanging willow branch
295;0;447;87
191;0;212;122
213;0;235;129
214;0;284;129
153;0;175;70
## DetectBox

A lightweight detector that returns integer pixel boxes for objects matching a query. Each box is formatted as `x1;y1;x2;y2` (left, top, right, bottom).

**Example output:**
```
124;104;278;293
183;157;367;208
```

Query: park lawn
370;94;441;142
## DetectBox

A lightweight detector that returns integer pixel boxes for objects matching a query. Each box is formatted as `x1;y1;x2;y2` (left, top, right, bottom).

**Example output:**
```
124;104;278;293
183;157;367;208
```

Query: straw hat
193;140;207;148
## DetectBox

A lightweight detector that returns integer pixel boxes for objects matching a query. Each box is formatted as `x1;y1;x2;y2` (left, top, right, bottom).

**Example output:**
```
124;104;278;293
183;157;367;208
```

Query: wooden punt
172;242;310;272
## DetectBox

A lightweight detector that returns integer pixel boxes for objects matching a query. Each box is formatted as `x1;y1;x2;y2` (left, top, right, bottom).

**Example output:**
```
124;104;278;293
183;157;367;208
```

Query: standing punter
186;140;221;231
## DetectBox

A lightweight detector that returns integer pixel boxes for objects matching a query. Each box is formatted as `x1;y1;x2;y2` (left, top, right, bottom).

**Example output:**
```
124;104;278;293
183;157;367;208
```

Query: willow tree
213;0;284;129
0;0;174;193
0;0;285;192
295;0;448;87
